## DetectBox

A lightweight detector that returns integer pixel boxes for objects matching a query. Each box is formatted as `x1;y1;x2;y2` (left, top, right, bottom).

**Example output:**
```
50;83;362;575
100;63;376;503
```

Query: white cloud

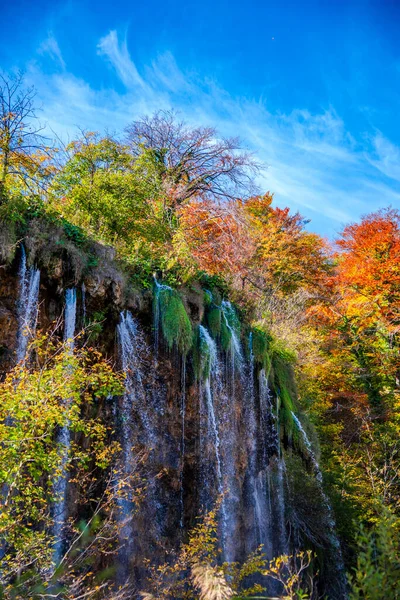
38;33;66;70
368;133;400;182
25;30;400;236
97;30;148;91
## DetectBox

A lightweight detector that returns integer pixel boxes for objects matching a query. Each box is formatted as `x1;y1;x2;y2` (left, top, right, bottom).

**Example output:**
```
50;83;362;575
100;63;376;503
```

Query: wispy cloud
97;30;148;91
25;30;400;236
38;33;66;70
369;133;400;182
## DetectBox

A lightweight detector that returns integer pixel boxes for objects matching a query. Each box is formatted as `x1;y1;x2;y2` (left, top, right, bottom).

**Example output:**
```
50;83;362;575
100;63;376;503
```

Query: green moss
220;301;240;352
251;326;272;370
220;316;232;351
203;290;213;307
157;286;193;354
206;305;222;338
271;353;296;441
62;219;87;247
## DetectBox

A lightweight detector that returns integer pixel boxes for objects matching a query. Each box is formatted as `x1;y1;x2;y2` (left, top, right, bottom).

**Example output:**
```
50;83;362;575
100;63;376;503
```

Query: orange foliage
335;208;400;329
179;193;329;297
178;198;253;279
307;208;400;414
245;194;329;293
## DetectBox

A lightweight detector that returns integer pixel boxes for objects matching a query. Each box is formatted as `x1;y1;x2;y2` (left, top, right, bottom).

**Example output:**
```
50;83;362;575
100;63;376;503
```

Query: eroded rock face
0;269;19;374
0;234;348;599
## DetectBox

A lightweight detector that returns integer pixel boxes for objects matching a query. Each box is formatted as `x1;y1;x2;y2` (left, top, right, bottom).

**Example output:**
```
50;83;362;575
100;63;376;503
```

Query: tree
244;194;330;295
300;208;400;561
51;131;169;257
349;508;400;600
0;332;143;600
0;71;53;201
177;197;252;282
336;207;400;330
126;110;261;206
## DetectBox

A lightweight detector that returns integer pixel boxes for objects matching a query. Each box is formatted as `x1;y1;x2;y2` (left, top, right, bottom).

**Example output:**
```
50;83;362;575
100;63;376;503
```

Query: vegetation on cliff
0;72;399;599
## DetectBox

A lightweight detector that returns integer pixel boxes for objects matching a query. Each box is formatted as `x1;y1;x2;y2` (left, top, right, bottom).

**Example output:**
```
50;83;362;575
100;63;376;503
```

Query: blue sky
1;0;400;236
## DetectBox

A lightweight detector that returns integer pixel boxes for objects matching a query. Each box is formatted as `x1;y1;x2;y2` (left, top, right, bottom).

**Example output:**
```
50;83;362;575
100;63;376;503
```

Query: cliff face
0;218;347;598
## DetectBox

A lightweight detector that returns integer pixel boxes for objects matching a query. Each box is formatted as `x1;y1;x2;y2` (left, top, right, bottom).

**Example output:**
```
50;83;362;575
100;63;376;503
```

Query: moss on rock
206;305;222;338
157;285;193;354
252;326;272;370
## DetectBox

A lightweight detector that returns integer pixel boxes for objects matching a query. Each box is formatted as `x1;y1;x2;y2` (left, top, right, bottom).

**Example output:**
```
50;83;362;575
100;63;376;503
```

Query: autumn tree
0;71;54;202
0;332;144;600
126;110;261;206
300;208;400;560
178;193;329;326
177;197;253;283
51;131;171;259
336;207;400;330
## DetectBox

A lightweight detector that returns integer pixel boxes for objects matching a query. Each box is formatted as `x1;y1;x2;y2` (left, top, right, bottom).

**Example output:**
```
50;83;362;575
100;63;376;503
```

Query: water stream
292;412;347;591
16;246;40;364
53;288;77;563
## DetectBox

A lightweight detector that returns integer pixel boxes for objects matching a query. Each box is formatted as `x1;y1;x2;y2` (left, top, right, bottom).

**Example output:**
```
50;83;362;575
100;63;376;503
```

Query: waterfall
244;332;263;553
116;311;142;572
198;326;228;551
64;288;77;349
291;412;347;590
118;311;154;446
250;368;276;558
0;247;40;561
221;300;242;389
220;303;244;562
153;276;173;356
273;452;288;555
259;370;287;557
117;311;163;577
291;413;326;488
16;246;40;364
243;333;288;570
53;288;77;563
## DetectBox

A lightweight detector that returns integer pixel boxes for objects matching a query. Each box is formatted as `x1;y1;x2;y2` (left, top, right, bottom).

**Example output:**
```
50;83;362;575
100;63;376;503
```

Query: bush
349;508;400;600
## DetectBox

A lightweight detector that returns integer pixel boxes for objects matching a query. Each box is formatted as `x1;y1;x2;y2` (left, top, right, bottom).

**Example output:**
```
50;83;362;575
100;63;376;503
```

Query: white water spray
198;325;228;551
53;288;77;563
16;246;40;364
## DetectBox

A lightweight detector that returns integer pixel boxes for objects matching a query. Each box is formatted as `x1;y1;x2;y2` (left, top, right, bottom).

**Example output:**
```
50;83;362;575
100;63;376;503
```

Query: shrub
349;508;400;600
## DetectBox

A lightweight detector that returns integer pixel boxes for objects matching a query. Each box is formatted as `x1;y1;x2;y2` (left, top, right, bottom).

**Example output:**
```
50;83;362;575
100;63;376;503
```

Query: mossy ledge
155;284;193;355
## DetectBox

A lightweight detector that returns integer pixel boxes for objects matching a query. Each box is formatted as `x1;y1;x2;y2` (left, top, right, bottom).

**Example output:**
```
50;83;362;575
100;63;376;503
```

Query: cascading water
117;311;163;578
219;303;243;562
153;276;173;357
291;412;347;593
0;248;40;561
116;311;143;573
232;334;288;596
16;245;40;364
291;413;332;504
53;288;77;563
259;370;288;556
198;325;228;551
152;277;186;537
221;301;242;390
